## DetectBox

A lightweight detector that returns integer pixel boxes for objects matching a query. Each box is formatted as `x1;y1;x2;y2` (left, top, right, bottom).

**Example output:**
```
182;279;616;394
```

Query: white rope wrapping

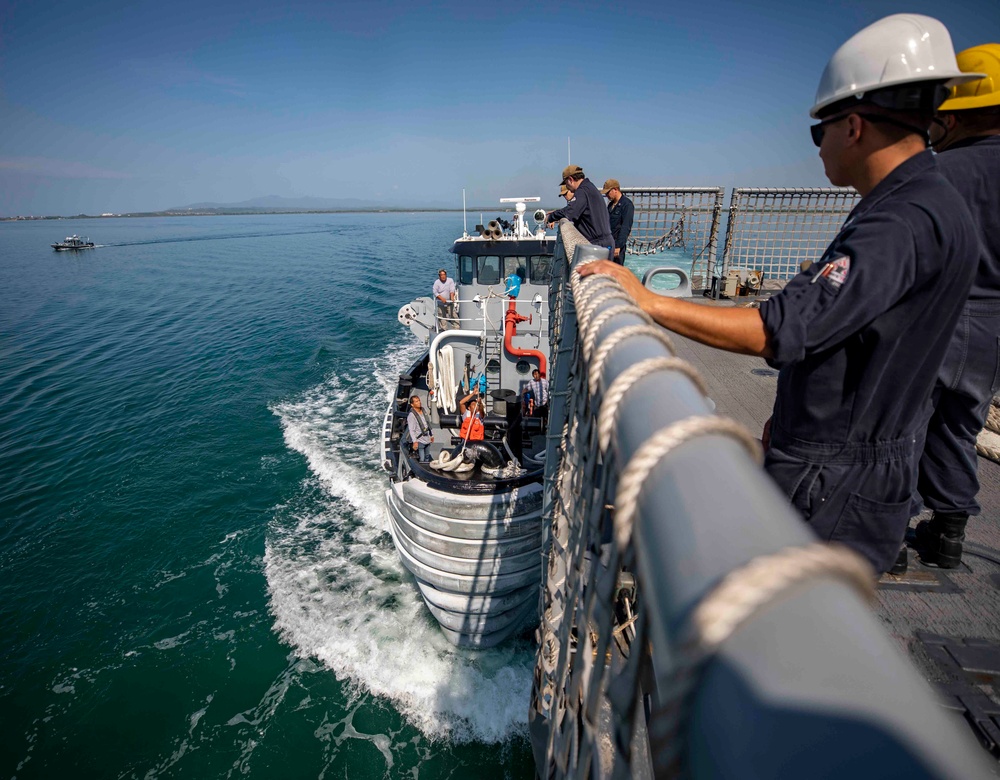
571;275;624;319
691;542;875;647
582;304;652;363
598;358;709;453
614;416;762;551
653;542;875;775
589;325;677;397
576;294;636;341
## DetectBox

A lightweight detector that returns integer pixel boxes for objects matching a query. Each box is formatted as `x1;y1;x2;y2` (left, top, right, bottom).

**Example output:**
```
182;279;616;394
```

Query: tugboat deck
673;298;1000;764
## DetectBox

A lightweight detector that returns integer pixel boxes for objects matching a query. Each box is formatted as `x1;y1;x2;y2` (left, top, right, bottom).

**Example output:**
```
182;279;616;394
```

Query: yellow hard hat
938;43;1000;111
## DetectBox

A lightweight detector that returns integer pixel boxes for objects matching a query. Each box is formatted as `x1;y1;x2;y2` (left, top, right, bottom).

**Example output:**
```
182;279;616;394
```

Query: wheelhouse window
503;256;527;281
529;255;553;283
477;256;501;285
459;255;474;284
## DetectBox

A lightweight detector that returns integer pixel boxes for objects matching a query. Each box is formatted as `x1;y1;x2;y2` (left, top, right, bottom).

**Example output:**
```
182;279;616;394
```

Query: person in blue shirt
547;165;614;255
580;14;983;574
602;179;634;266
526;369;550;424
912;43;1000;569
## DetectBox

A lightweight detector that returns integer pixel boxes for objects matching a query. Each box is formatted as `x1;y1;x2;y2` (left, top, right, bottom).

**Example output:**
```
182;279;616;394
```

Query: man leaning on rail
547;165;615;257
580;14;983;575
909;43;1000;571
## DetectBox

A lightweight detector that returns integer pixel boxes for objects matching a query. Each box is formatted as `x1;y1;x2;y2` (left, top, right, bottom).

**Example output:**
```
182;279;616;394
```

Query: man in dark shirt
602;179;634;265
547;165;614;255
579;14;982;573
913;43;1000;568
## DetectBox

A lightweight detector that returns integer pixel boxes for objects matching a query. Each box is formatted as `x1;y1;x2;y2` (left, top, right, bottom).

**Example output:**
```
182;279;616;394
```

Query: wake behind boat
382;198;554;648
51;235;95;251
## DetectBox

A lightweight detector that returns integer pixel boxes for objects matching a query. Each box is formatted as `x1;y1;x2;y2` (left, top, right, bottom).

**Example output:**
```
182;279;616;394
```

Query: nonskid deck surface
671;313;1000;763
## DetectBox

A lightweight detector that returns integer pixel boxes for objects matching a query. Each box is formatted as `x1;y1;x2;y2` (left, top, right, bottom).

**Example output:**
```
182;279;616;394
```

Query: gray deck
672;298;1000;765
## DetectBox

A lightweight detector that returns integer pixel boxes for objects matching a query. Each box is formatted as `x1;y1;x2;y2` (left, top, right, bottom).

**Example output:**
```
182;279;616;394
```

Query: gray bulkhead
446;240;554;411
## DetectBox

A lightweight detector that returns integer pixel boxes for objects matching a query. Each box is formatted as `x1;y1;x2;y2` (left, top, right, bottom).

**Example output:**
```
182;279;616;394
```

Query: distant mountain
167;195;390;211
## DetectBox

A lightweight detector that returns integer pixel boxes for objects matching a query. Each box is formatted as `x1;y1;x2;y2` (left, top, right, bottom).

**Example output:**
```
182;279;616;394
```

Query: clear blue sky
1;0;997;216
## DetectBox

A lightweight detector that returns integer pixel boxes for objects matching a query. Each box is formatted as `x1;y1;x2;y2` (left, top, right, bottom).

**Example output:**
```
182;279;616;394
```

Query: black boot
934;512;969;569
888;546;908;575
911;515;944;562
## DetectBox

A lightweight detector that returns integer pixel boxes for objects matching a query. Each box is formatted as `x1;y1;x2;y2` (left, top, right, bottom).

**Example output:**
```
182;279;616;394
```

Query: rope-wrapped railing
529;221;993;779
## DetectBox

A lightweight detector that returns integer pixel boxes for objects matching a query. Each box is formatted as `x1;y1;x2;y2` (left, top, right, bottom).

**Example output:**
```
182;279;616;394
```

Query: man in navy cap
547;165;614;256
580;14;983;574
602;179;633;265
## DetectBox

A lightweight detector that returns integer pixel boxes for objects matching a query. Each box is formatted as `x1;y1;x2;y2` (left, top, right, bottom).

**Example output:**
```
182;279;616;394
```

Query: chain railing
622;188;725;289
529;221;992;780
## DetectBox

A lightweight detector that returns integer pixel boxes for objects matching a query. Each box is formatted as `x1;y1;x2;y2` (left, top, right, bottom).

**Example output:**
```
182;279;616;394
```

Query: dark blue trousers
766;429;916;574
917;303;1000;516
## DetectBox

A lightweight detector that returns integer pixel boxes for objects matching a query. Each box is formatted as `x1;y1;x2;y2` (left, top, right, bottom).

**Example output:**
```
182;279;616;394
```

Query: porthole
515;359;531;375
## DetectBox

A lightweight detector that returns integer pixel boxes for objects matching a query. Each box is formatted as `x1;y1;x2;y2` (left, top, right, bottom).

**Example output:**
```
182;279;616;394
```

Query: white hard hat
811;14;985;118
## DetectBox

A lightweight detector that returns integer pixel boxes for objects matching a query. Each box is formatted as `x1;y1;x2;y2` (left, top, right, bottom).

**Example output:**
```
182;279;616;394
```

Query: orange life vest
460;415;485;441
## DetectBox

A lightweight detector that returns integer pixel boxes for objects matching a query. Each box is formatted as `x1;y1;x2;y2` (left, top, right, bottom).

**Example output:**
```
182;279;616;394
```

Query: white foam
266;340;535;743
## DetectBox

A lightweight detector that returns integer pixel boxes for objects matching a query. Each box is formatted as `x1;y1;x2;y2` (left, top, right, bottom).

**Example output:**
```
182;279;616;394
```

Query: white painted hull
386;479;543;648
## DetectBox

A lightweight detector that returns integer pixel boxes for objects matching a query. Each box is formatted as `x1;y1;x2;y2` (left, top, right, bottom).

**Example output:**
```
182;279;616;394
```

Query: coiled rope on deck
977;396;1000;463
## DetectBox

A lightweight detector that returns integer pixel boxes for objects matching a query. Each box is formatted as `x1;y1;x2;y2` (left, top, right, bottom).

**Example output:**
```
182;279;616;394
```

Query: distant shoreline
1;207;554;222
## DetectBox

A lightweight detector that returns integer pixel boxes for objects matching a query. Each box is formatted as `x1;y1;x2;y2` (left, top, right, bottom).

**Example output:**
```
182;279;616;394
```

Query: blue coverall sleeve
618;199;634;249
547;196;587;224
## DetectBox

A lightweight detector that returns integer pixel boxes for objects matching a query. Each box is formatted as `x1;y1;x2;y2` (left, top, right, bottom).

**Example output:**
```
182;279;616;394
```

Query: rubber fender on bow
463;441;506;469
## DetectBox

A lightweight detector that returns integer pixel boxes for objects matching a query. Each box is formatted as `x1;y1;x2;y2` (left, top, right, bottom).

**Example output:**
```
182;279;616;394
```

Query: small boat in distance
51;235;95;251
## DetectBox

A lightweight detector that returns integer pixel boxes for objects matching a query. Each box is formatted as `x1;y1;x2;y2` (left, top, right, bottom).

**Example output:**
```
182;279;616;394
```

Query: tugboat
382;198;554;648
51;235;95;251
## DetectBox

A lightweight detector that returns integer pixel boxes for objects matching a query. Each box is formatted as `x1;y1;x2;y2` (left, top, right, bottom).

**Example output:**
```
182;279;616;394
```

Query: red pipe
504;298;546;377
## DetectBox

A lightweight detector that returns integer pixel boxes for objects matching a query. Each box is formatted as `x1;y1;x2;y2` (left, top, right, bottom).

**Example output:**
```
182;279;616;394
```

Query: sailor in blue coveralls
547;165;615;257
580;14;983;573
912;44;1000;569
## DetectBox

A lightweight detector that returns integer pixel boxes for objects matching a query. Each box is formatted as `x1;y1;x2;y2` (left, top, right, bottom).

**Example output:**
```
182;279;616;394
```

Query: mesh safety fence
719;188;859;283
621;188;725;289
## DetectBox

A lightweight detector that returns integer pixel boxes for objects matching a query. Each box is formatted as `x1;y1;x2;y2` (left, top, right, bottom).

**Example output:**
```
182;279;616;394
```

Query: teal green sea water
0;213;693;778
0;214;540;779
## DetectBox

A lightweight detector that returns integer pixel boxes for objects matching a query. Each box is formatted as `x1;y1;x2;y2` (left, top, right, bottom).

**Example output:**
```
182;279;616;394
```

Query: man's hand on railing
579;260;651;307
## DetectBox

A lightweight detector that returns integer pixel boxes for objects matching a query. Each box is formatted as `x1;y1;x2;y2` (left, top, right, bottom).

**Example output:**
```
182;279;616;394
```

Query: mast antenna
463;189;467;236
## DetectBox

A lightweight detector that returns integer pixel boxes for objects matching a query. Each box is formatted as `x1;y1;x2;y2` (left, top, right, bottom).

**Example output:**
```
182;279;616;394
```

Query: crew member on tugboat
580;14;984;574
458;390;485;441
406;396;434;463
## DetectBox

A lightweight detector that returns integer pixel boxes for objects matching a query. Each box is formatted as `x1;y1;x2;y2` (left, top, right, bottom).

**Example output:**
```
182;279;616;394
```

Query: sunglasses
810;112;928;147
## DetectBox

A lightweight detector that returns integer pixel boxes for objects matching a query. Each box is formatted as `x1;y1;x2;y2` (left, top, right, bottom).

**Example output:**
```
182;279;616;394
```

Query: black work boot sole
888;547;908;576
